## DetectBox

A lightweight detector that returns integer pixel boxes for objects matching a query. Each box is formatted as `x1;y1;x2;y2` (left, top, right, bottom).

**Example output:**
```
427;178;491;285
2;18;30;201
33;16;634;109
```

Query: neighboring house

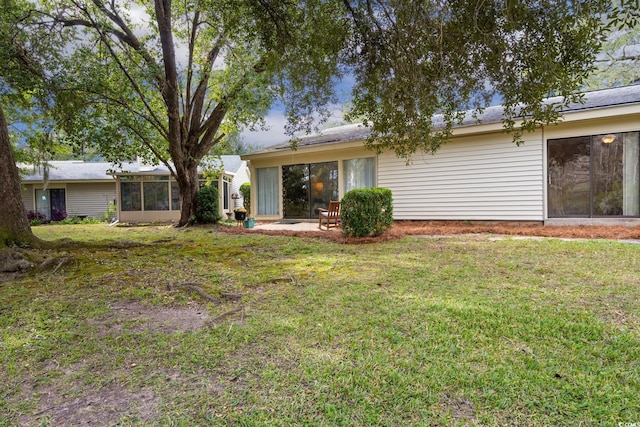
20;161;118;221
242;85;640;225
19;155;249;223
111;155;249;223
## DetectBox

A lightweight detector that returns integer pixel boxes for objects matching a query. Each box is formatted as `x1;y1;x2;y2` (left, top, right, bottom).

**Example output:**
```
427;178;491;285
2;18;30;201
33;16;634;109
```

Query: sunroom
112;155;248;223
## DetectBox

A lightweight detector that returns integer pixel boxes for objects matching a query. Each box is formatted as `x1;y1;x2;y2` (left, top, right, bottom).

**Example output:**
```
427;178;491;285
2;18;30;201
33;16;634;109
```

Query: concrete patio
250;220;340;232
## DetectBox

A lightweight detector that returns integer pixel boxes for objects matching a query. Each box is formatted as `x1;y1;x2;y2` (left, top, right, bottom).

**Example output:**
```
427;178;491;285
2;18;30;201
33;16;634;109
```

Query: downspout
541;125;548;225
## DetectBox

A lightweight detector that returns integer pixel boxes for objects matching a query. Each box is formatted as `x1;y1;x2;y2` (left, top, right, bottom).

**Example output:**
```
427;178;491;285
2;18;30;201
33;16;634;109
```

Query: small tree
240;183;251;215
194;185;221;224
341;188;393;238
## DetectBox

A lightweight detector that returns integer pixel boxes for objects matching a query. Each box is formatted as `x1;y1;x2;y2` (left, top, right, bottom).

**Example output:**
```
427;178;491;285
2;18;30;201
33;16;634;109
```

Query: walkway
252;221;340;232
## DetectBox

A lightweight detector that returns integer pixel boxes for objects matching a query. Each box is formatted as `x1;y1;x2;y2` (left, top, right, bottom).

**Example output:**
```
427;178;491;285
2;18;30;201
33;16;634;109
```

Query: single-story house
111;155;249;223
20;156;249;223
20;161;118;221
242;85;640;225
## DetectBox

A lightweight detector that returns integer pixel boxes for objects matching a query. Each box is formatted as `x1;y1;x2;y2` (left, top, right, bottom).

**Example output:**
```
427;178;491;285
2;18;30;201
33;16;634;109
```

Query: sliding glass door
282;162;338;219
282;164;309;218
548;136;590;217
35;188;66;221
548;132;640;218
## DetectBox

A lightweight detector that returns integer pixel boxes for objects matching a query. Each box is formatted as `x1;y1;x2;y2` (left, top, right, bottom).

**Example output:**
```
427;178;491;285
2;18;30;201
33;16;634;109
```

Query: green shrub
194;184;221;224
240;182;251;213
341;187;393;237
59;217;82;225
103;200;117;222
58;216;102;225
81;216;102;224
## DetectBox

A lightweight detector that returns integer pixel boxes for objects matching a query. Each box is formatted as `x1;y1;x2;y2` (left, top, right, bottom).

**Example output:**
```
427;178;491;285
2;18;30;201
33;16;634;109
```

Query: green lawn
1;224;639;426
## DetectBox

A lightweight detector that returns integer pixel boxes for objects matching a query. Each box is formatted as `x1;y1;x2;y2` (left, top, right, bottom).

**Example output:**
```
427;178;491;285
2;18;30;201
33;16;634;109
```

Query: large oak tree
28;0;349;226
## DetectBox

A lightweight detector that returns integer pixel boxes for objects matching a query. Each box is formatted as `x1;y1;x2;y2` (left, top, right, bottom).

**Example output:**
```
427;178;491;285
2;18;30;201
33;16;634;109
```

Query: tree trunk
0;105;39;247
176;158;200;227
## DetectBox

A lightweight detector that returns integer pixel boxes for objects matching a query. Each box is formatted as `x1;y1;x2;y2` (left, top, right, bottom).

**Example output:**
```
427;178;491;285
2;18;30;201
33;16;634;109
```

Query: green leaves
341;187;393;238
194;184;222;224
609;0;640;30
584;0;640;89
342;0;613;158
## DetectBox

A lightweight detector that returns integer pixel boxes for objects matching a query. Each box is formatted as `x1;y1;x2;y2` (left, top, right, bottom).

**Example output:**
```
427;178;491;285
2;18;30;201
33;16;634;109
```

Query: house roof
113;155;245;176
244;84;640;157
20;155;245;182
20;161;124;182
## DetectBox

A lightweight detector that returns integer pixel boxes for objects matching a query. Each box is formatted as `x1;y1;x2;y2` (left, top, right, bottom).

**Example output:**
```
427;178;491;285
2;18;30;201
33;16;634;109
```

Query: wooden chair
318;201;341;230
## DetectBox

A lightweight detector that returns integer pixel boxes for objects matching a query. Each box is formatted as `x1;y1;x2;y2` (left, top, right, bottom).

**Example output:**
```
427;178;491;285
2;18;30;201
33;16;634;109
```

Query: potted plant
233;207;247;221
243;216;255;229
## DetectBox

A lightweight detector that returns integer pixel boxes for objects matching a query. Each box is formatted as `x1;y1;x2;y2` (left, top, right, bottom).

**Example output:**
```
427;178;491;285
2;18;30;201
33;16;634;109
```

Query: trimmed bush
194;184;222;224
341;187;393;237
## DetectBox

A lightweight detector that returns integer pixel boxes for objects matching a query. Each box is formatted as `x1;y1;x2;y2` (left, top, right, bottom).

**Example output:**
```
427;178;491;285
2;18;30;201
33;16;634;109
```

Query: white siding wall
21;184;34;212
66;182;116;218
231;161;250;210
378;132;544;221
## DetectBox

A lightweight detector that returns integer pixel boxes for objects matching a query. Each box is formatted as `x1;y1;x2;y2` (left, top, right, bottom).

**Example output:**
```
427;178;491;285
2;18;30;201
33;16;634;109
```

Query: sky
240;74;356;149
240;112;293;148
240;103;348;149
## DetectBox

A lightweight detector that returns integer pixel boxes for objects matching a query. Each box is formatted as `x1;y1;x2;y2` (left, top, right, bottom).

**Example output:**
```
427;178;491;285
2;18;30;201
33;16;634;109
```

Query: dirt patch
441;393;477;423
91;300;211;335
219;220;640;244
13;302;211;426
23;383;160;426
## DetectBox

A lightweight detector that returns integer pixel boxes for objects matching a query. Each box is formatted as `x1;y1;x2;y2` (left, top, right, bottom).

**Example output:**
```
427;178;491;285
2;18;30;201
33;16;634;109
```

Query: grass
1;224;639;426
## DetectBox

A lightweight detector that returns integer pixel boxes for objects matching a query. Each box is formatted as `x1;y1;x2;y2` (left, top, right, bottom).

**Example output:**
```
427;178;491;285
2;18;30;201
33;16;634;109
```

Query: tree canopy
585;8;640;90
343;0;638;157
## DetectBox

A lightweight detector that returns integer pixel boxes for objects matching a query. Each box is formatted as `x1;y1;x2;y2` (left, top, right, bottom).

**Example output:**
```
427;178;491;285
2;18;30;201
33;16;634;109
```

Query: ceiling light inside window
601;134;616;144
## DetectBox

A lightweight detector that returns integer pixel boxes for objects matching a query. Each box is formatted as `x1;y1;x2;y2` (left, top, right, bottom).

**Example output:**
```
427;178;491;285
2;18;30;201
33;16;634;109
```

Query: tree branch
78;90;168;141
93;33;169;137
88;0;157;67
188;42;223;135
183;9;198;137
39;1;170;137
595;54;640;63
124;123;176;178
155;0;182;158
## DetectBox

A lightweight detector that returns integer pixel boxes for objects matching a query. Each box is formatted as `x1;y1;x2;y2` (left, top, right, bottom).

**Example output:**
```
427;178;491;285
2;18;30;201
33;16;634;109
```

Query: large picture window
120;179;142;211
548;131;640;218
120;174;221;214
143;181;170;211
344;157;376;193
257;167;278;216
171;182;181;211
